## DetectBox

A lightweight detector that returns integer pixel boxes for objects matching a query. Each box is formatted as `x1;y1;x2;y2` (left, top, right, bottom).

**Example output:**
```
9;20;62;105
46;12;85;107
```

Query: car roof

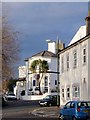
68;100;90;103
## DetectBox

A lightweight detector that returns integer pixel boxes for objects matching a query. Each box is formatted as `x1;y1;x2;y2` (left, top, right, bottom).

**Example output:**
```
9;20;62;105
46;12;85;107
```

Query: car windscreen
77;102;90;108
43;95;52;100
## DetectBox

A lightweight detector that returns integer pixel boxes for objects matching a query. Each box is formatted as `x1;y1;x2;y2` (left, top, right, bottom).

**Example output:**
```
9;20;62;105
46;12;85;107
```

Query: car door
63;102;71;119
52;95;57;105
69;102;76;119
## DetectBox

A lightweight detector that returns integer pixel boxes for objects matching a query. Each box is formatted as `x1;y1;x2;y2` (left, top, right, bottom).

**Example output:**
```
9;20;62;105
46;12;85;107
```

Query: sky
2;2;88;76
2;0;89;2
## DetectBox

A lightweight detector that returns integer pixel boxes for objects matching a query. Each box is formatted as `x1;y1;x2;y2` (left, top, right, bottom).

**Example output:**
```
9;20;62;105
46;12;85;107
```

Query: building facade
14;66;26;99
25;50;57;96
17;40;64;99
59;10;90;105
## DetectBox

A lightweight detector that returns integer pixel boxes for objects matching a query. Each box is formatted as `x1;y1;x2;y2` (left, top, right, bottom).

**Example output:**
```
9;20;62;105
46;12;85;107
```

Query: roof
59;34;90;54
68;25;86;46
67;100;90;103
31;50;57;58
17;77;26;81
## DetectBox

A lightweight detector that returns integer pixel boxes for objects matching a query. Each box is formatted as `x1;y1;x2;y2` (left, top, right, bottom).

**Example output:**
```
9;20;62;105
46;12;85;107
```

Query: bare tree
2;17;20;81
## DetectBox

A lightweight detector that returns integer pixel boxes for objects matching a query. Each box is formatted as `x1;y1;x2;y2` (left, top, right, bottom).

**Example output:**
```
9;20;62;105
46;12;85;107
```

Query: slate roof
31;50;56;58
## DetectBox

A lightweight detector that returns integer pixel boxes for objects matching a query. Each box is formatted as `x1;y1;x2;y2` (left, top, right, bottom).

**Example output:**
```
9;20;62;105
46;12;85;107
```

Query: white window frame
66;53;69;71
73;86;80;98
82;47;86;65
66;87;70;100
62;88;64;98
73;50;77;68
61;56;64;73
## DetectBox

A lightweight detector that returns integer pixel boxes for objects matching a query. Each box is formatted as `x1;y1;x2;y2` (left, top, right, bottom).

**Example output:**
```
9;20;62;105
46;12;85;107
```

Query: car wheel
72;116;77;120
48;103;52;107
59;114;64;120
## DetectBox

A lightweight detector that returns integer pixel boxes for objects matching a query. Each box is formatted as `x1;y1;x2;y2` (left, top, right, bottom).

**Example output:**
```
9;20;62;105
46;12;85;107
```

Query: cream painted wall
88;37;90;100
60;37;89;105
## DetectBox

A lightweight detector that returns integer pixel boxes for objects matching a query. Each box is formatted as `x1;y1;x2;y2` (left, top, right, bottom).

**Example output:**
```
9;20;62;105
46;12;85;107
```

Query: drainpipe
56;39;60;107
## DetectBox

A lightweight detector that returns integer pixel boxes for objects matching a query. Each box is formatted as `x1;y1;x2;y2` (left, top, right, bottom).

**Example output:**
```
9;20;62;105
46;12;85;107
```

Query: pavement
32;106;60;118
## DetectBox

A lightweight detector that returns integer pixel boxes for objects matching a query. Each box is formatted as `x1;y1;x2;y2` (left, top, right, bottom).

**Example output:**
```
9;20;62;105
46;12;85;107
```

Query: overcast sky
2;2;88;74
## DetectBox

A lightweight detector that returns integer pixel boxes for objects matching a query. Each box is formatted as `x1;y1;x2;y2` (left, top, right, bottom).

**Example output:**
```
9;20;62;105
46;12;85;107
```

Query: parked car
59;101;90;120
39;95;60;107
5;93;17;100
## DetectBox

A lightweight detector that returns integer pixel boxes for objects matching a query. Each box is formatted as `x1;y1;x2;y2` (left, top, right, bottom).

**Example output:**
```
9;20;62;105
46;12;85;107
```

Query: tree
2;78;17;92
2;17;20;81
7;78;17;92
30;59;49;94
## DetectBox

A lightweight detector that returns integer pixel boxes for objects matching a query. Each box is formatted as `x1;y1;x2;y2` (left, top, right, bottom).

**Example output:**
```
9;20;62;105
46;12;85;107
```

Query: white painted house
59;10;90;105
14;66;26;99
17;40;64;100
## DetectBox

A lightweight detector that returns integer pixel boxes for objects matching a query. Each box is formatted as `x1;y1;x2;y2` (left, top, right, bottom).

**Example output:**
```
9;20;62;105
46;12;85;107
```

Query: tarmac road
2;100;60;120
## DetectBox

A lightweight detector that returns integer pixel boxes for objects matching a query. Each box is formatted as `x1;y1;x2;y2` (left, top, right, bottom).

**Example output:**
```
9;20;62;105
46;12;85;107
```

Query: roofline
31;50;56;57
25;50;57;60
59;34;90;54
17;77;26;81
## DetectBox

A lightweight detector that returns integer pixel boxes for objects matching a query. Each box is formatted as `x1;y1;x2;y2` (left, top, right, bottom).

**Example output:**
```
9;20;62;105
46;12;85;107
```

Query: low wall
21;93;49;100
21;92;58;100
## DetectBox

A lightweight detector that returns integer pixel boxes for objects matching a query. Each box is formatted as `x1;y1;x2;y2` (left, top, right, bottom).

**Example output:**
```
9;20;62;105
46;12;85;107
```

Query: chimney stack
85;2;90;35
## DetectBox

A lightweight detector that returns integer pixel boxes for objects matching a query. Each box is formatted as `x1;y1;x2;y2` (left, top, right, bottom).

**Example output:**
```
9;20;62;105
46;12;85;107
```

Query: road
2;100;59;120
2;100;39;118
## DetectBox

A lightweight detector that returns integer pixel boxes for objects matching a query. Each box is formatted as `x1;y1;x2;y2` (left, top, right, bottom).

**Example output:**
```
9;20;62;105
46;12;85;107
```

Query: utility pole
56;38;60;107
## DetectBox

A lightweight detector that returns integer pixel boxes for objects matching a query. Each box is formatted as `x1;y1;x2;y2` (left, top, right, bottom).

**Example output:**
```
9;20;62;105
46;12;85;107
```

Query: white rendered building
25;40;64;96
59;11;90;105
25;50;57;96
14;66;26;99
17;40;64;99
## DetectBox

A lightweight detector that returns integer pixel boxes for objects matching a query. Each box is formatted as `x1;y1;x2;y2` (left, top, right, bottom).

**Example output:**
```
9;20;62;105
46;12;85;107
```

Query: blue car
59;101;90;120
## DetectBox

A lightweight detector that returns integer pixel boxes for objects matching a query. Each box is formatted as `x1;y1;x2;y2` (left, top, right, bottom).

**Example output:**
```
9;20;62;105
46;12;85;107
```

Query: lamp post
24;58;29;96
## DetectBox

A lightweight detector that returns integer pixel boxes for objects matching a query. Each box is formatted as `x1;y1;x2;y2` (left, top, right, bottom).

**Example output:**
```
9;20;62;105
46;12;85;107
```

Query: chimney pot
85;2;90;35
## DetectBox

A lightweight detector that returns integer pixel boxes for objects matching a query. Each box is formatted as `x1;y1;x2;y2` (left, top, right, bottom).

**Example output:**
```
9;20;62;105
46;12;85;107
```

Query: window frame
44;76;48;87
82;47;86;65
61;56;64;73
66;53;69;71
73;50;77;68
62;88;65;98
73;86;80;98
66;87;70;100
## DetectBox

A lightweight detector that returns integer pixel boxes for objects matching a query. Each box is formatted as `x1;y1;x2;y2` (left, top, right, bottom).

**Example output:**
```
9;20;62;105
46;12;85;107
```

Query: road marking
31;107;59;118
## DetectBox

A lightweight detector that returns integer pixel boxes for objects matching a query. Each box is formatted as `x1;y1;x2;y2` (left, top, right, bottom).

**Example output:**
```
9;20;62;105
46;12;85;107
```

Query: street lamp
24;58;29;96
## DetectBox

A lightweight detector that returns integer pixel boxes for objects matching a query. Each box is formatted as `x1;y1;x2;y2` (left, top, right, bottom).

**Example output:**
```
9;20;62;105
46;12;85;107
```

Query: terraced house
59;8;90;105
